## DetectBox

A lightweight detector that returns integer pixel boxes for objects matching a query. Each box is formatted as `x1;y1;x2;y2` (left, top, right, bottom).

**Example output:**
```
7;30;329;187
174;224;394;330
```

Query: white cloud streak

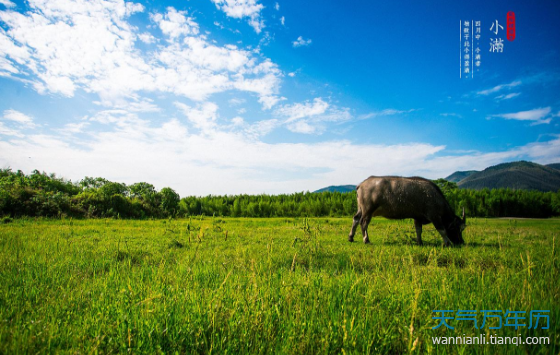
0;109;35;137
476;80;521;96
491;107;553;125
3;109;35;126
359;109;415;120
495;92;520;101
276;98;329;123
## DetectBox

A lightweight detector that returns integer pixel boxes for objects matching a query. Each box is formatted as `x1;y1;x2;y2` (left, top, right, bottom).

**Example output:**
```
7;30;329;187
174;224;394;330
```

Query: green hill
457;161;560;192
445;170;479;183
314;185;356;193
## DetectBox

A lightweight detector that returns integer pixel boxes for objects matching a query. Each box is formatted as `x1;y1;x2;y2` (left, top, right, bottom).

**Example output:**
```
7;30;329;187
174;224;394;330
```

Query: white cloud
0;107;446;194
174;101;218;133
0;109;35;137
292;36;311;47
258;94;285;110
0;0;15;8
0;0;145;98
210;0;265;34
0;122;23;136
477;80;521;96
273;98;352;134
151;7;199;40
491;107;553;125
275;98;329;122
59;121;90;134
2;103;560;194
359;108;415;120
287;120;316;134
244;118;279;138
228;98;245;106
0;2;283;109
440;112;462;118
2;109;35;127
280;16;285;26
274;2;279;11
495;92;520;101
127;98;161;112
419;136;560;178
138;32;156;44
231;116;244;126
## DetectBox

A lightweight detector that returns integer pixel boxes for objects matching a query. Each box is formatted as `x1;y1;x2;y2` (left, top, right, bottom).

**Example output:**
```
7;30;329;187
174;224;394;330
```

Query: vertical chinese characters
490;19;505;53
460;21;473;78
460;20;480;78
474;21;481;71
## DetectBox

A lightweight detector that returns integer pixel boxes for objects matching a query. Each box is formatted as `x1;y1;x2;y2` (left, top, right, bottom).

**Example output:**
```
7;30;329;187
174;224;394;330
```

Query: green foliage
129;182;156;199
1;170;560;219
79;176;110;190
445;187;558;218
0;170;162;219
0;218;558;353
160;187;180;216
98;181;128;197
432;178;458;194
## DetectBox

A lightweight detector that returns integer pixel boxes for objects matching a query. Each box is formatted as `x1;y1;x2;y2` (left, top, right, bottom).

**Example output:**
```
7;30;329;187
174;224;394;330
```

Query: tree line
1;169;559;219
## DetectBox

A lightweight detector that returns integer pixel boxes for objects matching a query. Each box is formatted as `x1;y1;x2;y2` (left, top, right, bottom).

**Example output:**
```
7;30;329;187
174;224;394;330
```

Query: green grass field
1;217;558;354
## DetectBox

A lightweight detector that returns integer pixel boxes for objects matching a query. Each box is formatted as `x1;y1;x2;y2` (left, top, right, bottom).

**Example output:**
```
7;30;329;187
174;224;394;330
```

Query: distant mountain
456;161;560;192
445;170;479;183
315;161;560;193
314;185;356;193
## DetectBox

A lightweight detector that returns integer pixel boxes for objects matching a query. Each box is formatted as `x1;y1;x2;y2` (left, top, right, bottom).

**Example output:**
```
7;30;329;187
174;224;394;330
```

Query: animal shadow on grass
380;239;501;249
463;241;502;249
377;235;441;247
412;253;467;269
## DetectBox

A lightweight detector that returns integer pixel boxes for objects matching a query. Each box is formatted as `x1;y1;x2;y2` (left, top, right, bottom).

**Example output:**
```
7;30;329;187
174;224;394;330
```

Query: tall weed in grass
0;217;558;353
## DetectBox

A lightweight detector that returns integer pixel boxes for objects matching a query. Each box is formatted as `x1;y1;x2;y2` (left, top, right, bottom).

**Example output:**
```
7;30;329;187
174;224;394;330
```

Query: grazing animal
348;176;466;246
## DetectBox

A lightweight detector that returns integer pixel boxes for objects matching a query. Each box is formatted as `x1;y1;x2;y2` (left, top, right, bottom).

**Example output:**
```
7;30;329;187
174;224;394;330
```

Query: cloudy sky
1;0;559;195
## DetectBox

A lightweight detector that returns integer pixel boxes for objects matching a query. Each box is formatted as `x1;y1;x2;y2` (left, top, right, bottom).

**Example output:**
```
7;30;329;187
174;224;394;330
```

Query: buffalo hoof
348;237;355;242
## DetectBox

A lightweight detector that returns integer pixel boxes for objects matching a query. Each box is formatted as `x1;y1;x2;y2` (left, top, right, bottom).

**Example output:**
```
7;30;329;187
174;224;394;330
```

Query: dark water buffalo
348;176;466;246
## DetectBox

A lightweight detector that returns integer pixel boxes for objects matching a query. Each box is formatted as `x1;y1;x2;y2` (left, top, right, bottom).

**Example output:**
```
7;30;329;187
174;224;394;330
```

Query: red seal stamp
507;11;515;41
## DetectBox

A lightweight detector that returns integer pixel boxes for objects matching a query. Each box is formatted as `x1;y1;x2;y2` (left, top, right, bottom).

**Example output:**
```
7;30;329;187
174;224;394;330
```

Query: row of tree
1;169;559;219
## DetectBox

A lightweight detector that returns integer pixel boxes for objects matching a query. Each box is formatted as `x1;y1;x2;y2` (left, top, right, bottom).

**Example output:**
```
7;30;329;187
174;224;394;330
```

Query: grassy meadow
0;217;558;354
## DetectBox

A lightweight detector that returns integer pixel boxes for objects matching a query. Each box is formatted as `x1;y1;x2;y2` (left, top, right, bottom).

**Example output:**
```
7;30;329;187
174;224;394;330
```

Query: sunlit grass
0;217;558;354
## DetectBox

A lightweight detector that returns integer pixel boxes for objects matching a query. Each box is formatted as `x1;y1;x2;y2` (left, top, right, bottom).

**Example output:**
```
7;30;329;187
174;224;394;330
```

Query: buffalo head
447;208;467;245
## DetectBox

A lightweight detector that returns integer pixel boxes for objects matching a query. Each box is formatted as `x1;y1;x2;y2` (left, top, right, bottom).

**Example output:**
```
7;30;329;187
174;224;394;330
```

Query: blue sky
0;0;559;195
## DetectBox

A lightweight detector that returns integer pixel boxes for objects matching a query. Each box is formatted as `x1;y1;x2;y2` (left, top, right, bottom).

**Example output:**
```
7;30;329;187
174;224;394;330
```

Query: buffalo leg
348;209;362;242
414;219;423;246
360;214;372;244
432;219;452;246
438;230;452;247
